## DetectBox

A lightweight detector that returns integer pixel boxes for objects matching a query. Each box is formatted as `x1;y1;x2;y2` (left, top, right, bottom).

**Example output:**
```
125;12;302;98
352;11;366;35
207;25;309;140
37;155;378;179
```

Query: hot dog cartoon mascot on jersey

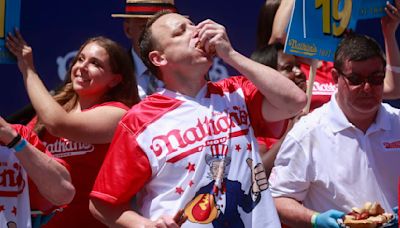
184;143;268;227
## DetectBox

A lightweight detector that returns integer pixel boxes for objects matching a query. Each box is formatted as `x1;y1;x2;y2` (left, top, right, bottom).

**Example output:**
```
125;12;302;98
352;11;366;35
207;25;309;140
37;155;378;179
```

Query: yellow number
315;0;331;34
0;0;5;38
332;0;352;36
315;0;352;37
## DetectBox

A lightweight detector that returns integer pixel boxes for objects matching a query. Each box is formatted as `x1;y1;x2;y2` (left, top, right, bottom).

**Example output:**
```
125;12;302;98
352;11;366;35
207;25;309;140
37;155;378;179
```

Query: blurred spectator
112;0;181;98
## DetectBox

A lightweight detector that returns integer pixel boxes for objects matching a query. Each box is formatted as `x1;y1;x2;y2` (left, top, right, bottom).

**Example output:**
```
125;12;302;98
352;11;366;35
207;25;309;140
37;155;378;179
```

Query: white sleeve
268;133;313;202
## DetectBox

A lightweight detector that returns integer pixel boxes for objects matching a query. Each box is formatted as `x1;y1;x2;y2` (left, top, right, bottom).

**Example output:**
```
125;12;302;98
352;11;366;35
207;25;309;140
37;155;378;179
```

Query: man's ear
123;20;133;39
331;68;339;84
149;51;167;67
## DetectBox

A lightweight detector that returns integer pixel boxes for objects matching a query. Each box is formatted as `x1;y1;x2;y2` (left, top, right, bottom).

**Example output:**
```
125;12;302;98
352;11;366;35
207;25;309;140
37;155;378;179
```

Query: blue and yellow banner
284;0;392;61
0;0;21;64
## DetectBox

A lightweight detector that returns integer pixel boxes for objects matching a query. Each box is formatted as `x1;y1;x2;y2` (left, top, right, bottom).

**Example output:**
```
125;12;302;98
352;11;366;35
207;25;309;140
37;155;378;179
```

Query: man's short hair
334;33;386;72
139;10;174;80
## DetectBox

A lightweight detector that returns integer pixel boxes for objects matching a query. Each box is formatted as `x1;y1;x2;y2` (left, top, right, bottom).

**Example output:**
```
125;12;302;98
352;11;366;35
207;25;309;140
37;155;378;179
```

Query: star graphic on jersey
189;180;194;187
246;143;252;152
176;187;184;195
235;144;241;152
0;205;4;212
185;162;196;172
11;206;17;216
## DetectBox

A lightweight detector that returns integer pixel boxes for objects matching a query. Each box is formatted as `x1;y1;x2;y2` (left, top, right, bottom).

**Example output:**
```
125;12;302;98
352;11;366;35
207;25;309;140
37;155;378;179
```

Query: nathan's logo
0;162;25;197
287;39;317;56
150;106;249;157
312;82;336;95
383;140;400;149
44;139;94;158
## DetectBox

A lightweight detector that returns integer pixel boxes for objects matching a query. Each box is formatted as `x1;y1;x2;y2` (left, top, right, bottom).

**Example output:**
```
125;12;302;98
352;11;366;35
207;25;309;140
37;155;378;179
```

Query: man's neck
344;110;377;133
163;74;207;98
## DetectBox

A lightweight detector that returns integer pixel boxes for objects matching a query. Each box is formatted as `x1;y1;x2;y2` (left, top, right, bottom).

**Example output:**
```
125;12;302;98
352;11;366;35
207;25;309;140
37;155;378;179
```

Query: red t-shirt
27;101;129;228
301;61;336;111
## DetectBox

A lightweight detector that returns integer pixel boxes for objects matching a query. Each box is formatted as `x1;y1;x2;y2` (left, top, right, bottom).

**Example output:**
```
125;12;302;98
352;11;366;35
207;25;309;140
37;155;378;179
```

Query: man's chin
354;104;380;115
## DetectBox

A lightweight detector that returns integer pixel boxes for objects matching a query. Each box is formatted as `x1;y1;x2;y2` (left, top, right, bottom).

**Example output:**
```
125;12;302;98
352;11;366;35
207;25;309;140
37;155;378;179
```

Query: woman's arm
6;30;127;144
382;0;400;99
268;0;294;45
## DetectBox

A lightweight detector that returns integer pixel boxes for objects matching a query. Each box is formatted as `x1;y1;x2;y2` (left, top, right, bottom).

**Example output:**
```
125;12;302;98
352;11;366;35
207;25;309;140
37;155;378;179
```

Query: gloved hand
386;206;398;228
313;209;345;228
31;212;55;228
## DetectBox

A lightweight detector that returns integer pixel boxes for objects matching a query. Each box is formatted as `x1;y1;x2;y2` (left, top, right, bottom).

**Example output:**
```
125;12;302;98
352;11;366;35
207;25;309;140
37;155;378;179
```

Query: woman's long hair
34;36;140;135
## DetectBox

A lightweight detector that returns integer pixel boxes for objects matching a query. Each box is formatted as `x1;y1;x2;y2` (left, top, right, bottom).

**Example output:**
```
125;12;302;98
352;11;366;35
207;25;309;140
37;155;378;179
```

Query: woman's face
277;51;307;92
71;42;121;98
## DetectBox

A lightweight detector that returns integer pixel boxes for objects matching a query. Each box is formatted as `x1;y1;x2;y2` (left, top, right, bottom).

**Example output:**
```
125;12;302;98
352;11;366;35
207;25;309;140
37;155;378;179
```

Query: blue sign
285;0;392;61
0;0;21;64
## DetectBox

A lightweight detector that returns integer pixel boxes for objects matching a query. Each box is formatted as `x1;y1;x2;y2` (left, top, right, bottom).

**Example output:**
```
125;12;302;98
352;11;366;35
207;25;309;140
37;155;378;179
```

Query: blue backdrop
0;0;399;117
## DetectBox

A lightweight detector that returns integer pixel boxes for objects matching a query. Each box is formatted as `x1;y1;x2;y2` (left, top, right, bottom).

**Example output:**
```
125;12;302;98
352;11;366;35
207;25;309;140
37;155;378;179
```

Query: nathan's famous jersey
92;76;281;228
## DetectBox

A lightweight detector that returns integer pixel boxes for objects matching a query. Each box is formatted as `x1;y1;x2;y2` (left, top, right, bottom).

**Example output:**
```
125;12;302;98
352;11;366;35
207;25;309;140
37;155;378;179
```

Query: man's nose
362;81;373;92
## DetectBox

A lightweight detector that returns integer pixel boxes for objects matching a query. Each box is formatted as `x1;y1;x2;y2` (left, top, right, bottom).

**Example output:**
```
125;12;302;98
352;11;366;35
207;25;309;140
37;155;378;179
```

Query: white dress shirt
269;93;400;213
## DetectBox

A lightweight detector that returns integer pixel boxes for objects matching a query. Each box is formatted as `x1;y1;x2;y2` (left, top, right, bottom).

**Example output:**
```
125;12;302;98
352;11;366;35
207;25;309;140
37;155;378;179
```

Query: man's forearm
89;198;152;228
274;197;315;228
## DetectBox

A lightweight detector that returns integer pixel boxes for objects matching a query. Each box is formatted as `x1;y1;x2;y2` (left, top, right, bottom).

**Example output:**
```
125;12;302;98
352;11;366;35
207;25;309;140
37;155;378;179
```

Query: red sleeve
90;121;152;205
225;76;287;139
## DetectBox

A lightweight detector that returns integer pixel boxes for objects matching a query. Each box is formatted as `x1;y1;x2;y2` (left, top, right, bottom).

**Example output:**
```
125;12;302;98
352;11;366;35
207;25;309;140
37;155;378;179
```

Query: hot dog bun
343;202;393;228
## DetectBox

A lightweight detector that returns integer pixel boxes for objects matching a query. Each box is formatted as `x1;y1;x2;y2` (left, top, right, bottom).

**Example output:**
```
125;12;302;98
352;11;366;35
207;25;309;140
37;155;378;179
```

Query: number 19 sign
284;0;392;61
0;0;21;64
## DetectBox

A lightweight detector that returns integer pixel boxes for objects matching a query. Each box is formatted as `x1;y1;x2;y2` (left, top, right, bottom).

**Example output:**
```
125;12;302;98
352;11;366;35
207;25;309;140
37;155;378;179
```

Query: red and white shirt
92;76;281;227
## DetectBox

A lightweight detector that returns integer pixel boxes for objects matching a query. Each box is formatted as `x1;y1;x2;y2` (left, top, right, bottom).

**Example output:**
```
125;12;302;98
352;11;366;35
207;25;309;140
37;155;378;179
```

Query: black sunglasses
337;69;385;86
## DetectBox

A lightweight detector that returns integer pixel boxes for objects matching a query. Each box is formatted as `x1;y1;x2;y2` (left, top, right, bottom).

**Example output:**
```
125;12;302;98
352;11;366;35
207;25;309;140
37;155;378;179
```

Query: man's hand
314;210;345;228
0;117;18;145
145;209;187;228
196;19;234;61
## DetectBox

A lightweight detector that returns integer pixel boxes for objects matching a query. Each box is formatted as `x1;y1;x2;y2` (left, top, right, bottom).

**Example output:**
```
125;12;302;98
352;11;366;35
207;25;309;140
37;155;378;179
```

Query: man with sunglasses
268;33;400;228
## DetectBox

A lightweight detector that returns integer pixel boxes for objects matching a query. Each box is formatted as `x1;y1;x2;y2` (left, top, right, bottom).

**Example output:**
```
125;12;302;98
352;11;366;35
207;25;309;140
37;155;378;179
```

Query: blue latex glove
314;209;345;228
386;206;398;228
31;212;55;228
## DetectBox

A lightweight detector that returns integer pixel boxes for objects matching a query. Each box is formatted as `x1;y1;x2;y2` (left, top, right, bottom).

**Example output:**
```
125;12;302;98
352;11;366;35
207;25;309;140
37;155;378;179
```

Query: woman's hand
5;29;36;75
382;0;400;37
